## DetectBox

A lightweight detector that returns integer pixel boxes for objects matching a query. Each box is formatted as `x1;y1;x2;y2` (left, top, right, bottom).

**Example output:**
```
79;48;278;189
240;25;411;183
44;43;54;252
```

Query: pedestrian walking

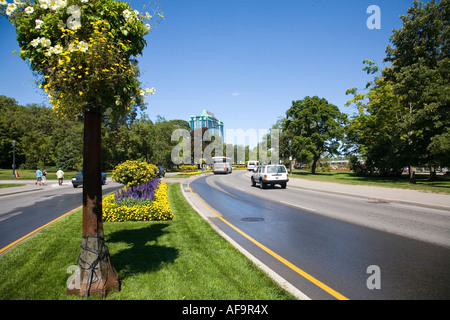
42;167;47;185
56;168;64;186
35;168;42;185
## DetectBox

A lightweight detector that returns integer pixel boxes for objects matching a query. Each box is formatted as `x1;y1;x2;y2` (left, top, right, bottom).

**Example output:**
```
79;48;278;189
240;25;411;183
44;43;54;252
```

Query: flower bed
103;179;172;222
176;171;201;175
112;160;158;187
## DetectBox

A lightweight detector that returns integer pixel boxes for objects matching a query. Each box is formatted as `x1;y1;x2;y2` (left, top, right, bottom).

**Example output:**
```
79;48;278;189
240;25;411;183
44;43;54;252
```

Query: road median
0;181;296;300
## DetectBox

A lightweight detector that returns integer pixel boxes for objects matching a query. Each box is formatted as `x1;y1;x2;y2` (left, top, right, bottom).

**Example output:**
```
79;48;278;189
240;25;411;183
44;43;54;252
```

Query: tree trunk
311;155;319;174
409;165;416;184
67;103;119;297
430;166;437;181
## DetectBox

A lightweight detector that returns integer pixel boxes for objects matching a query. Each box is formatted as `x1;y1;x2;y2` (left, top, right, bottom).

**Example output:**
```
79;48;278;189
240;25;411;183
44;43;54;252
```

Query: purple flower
114;178;160;204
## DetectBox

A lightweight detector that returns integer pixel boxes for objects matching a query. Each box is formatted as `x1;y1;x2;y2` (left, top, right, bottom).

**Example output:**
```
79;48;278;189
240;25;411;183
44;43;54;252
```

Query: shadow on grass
106;224;179;279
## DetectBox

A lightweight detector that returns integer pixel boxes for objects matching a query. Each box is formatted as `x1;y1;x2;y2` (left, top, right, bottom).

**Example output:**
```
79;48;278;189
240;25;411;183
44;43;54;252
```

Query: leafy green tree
285;96;347;174
55;121;83;170
345;61;407;176
19;104;59;169
384;0;450;176
428;128;450;167
151;117;179;167
0;96;26;168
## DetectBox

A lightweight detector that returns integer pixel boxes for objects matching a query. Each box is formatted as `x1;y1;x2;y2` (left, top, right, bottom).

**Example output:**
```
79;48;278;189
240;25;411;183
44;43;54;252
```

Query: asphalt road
188;171;450;300
0;181;122;252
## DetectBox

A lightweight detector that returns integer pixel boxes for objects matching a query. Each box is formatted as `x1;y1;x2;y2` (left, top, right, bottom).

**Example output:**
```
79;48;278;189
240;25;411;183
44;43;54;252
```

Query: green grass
0;184;26;188
0;168;79;181
0;182;296;300
291;169;450;194
0;169;112;180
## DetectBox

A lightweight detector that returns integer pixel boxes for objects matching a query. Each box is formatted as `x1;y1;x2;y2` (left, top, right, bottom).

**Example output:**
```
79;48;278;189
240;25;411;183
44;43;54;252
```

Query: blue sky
0;0;417;145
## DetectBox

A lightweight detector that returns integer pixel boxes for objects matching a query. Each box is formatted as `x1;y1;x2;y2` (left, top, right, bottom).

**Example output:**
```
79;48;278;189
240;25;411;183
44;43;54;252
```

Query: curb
179;174;310;300
0;188;44;197
287;183;450;212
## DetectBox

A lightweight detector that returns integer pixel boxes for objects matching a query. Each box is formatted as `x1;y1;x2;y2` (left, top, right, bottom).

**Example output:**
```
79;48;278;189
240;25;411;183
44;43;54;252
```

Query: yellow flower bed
112;160;158;187
103;182;173;222
176;171;201;175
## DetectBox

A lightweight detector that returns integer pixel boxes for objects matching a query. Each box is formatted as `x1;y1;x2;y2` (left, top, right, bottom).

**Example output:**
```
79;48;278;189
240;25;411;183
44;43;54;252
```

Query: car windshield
267;166;286;173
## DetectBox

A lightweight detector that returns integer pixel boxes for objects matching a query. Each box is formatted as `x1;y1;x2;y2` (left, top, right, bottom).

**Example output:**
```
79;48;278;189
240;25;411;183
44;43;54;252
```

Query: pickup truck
72;169;107;188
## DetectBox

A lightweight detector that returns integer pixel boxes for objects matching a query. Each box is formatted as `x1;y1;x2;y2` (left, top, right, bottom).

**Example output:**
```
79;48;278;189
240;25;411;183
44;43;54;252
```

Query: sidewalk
287;176;450;211
0;179;72;197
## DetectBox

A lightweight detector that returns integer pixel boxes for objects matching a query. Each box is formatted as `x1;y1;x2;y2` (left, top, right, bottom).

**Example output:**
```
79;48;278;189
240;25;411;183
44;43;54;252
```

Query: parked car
251;165;289;189
72;169;107;188
156;166;166;178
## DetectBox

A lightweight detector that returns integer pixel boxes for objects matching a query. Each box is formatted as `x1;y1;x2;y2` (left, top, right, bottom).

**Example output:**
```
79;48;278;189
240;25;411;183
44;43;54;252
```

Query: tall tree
345;61;407;176
285;96;347;174
384;0;450;180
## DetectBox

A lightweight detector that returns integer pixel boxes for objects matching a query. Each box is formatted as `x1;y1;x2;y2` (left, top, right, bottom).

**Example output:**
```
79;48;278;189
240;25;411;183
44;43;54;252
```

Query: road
0;180;122;252
187;171;450;300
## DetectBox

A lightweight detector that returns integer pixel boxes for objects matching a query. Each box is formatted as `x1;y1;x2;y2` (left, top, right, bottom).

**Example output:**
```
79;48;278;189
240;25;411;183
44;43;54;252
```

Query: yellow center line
187;182;349;301
0;206;82;255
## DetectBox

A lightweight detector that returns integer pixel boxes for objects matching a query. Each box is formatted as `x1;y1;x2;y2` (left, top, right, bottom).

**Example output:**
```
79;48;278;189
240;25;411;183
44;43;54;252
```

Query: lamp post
288;140;292;176
12;140;16;178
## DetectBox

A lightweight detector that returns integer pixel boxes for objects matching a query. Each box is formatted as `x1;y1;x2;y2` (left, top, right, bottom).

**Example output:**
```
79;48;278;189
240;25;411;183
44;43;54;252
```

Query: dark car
72;169;107;188
156;166;166;178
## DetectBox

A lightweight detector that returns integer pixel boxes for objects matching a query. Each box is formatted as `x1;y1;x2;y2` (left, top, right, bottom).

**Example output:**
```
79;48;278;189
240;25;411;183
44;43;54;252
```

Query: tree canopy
384;0;450;169
0;95;187;171
284;96;347;174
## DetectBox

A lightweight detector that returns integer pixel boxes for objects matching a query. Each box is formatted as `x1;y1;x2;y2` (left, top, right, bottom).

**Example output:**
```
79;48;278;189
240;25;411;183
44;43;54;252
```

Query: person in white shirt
56;168;64;186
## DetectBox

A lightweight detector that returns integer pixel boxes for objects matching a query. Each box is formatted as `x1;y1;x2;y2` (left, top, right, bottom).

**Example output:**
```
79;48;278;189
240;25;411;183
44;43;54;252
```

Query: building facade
189;110;224;139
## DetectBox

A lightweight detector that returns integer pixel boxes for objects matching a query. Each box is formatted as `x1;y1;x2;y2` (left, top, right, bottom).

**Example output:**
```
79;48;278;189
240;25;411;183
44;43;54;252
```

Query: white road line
280;201;317;213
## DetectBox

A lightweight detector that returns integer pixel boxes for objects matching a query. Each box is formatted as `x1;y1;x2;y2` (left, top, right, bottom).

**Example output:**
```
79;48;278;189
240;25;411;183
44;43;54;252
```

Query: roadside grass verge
0;169;112;180
291;170;450;194
0;184;26;188
0;182;296;300
0;168;79;181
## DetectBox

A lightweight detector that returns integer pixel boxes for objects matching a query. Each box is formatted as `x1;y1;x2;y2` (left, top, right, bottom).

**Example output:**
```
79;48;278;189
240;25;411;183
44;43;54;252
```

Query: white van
247;161;260;171
213;157;232;174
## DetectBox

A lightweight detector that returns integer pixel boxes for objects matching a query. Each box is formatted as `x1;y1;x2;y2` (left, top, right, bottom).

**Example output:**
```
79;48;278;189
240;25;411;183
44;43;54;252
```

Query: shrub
103;182;173;222
112;160;158;187
180;165;198;172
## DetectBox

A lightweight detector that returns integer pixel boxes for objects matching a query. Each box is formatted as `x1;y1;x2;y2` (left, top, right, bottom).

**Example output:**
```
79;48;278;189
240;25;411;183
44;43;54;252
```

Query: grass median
0;182;296;300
